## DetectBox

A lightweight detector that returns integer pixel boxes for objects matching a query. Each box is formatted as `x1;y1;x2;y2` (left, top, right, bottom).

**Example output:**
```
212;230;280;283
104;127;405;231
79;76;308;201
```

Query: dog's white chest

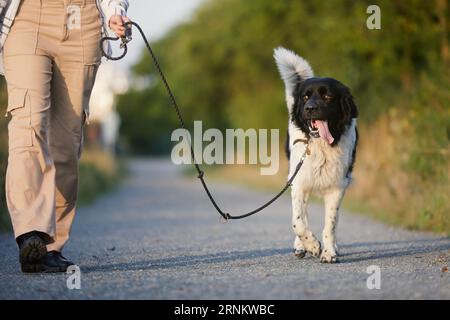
290;124;356;193
306;141;347;190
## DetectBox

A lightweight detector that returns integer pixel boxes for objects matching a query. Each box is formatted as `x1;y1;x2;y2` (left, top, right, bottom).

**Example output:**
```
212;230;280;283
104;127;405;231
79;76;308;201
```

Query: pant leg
46;0;102;252
46;62;99;252
3;19;56;244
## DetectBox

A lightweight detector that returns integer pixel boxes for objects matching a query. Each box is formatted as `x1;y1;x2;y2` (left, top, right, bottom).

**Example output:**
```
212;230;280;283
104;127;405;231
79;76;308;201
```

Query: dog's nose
304;104;318;112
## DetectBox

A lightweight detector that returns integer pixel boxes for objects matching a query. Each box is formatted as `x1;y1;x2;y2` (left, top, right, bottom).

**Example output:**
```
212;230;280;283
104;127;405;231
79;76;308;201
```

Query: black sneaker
16;231;47;273
42;251;75;273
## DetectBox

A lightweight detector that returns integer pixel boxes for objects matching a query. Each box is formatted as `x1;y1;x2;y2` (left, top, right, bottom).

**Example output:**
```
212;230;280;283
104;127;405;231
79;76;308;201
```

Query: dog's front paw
320;250;338;263
293;237;307;258
294;248;306;258
303;238;321;258
309;242;322;258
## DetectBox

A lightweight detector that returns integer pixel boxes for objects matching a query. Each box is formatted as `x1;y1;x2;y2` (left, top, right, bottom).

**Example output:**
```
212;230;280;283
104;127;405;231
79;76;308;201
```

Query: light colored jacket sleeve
98;0;129;34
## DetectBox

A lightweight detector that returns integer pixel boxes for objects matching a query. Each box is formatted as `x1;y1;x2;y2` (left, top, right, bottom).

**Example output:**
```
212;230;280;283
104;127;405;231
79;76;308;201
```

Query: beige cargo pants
3;0;102;251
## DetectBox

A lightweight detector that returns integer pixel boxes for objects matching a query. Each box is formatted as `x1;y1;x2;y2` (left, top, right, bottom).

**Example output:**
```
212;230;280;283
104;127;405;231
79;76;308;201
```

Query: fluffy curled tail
273;47;314;95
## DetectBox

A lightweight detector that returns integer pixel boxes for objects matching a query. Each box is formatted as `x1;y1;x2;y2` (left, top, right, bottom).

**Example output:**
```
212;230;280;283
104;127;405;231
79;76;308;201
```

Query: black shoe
57;252;75;266
16;231;47;273
42;251;75;273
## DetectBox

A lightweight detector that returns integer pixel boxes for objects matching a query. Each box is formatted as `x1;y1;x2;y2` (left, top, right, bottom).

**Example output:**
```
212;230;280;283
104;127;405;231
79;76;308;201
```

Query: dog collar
309;130;320;139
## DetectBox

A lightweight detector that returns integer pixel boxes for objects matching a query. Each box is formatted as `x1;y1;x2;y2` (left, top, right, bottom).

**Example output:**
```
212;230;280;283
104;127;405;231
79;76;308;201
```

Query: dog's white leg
320;188;345;263
291;187;321;258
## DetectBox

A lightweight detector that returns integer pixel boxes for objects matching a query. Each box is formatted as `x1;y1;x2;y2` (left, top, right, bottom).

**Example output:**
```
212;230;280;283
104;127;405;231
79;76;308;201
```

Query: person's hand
109;15;131;38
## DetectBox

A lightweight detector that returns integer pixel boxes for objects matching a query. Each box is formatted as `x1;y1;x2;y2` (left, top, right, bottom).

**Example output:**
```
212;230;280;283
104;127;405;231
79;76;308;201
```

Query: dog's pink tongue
314;120;334;144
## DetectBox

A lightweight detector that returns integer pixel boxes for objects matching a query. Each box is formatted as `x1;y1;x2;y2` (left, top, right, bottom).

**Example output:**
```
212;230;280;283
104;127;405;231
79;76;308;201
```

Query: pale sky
111;0;206;71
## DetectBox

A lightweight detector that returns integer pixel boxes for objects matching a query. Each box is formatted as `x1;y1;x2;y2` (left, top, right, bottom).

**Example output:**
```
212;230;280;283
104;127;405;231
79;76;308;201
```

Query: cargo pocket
6;87;33;150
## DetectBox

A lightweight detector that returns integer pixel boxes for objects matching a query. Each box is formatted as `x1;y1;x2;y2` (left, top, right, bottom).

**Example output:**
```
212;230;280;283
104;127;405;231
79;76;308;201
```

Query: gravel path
0;158;449;299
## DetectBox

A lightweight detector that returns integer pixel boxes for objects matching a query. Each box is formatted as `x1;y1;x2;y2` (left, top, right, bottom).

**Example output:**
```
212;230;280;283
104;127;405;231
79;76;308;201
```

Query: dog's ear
340;88;358;123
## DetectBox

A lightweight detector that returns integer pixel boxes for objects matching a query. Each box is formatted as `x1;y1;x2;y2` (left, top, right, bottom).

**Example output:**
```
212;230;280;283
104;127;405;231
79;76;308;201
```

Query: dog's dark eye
303;95;309;102
324;95;333;102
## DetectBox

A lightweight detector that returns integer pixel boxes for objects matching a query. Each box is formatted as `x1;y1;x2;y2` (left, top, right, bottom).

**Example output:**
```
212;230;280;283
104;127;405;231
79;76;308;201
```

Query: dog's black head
292;77;358;146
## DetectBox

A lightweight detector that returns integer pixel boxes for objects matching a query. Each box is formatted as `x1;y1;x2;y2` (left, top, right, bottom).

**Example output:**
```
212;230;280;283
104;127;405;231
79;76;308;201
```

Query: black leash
100;21;309;220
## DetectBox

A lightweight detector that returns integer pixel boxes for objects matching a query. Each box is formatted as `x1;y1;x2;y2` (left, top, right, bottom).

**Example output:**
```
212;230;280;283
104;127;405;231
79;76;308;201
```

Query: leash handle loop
100;21;133;61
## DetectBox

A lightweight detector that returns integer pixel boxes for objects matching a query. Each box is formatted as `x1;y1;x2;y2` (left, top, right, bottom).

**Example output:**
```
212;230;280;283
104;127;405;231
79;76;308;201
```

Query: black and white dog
274;47;358;263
